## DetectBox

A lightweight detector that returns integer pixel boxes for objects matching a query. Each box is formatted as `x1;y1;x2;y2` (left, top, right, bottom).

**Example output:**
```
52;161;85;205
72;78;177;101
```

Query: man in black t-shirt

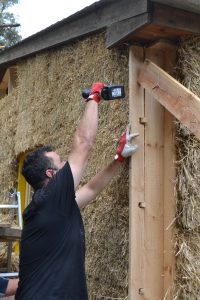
16;82;138;300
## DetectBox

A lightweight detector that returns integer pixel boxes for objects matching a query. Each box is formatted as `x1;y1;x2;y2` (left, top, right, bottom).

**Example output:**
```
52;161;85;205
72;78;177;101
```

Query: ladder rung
0;272;18;277
0;205;18;208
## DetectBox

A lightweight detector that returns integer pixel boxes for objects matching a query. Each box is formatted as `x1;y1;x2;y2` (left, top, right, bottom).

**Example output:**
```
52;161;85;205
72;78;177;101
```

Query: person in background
16;82;138;300
0;277;18;298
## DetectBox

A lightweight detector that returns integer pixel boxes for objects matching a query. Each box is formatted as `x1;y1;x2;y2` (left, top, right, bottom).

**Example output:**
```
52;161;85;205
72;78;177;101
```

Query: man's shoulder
50;161;74;187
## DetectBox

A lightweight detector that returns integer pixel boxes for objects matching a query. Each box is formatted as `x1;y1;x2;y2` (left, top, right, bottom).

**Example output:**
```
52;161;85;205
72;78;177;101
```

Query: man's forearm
76;159;121;208
86;159;121;194
68;99;99;189
73;100;98;149
72;81;105;150
6;278;19;296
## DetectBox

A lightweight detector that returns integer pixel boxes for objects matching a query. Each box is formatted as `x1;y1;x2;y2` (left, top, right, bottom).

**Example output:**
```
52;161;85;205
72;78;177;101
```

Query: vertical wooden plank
144;42;176;299
7;241;13;272
163;110;175;299
144;46;166;299
129;42;176;300
129;45;145;299
162;45;176;300
145;43;176;299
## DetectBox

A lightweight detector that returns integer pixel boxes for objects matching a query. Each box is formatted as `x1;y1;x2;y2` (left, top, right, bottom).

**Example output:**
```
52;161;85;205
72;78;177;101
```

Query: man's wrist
87;93;101;103
114;153;125;162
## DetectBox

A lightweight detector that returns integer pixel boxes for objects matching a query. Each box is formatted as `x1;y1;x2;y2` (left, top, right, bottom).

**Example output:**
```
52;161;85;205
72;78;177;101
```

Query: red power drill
82;84;125;100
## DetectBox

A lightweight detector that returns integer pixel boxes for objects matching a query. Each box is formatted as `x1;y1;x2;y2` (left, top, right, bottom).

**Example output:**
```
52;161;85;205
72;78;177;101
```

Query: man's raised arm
68;82;105;189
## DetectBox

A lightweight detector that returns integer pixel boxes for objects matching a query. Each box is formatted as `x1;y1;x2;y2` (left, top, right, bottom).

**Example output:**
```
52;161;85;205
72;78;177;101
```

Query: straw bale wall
0;90;18;201
0;32;129;298
175;37;200;299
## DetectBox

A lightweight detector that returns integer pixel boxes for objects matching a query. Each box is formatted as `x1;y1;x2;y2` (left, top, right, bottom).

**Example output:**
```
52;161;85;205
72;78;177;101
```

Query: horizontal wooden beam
138;59;200;139
0;226;21;241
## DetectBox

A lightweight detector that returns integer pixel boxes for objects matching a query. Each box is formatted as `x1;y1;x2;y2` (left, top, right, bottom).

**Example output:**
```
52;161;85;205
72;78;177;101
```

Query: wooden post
129;41;176;299
129;45;145;299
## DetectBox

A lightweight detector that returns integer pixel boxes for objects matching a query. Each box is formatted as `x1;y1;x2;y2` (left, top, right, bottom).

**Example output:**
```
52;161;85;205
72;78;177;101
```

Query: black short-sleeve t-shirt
15;162;88;300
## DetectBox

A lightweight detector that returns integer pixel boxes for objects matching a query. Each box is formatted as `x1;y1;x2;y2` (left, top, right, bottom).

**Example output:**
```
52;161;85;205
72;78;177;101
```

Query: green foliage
0;0;21;48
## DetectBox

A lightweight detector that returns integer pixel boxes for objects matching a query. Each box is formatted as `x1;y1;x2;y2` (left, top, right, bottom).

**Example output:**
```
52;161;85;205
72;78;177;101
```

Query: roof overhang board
106;2;200;48
106;13;150;49
138;59;200;140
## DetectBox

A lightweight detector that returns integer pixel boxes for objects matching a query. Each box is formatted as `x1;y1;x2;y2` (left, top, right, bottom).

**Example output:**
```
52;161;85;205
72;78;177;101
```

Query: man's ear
46;169;54;178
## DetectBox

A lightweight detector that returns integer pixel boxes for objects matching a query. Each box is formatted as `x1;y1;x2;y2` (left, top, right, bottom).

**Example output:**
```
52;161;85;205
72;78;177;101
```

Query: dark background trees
0;0;21;48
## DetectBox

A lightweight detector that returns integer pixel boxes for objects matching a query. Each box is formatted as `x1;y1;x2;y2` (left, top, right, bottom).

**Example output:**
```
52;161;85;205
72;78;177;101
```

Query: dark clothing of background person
0;277;9;298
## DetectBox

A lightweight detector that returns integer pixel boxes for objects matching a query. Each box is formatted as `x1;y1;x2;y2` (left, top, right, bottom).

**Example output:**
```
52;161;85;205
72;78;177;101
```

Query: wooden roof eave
106;2;200;48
